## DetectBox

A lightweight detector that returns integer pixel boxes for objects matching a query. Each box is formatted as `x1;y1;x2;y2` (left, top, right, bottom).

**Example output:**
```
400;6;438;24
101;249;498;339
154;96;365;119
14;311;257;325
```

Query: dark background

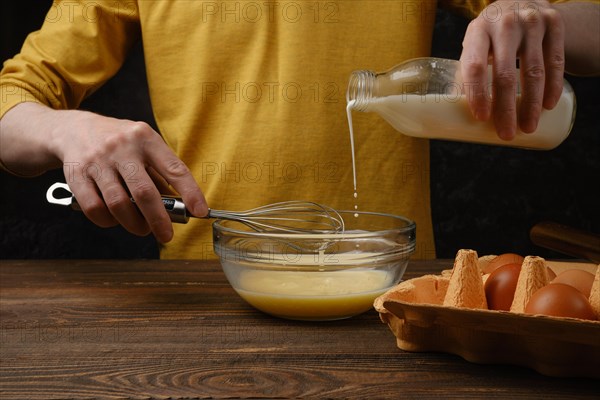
1;1;598;259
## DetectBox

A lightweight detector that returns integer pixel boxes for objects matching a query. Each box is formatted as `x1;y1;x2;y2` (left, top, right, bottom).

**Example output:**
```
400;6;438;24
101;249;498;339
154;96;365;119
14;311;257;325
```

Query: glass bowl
212;211;416;321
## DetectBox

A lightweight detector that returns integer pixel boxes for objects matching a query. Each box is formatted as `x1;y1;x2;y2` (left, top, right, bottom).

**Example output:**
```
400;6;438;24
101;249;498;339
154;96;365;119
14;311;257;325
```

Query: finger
95;170;152;238
64;172;118;228
491;30;521;141
518;26;546;133
147;166;177;195
542;9;565;109
146;141;208;218
460;19;492;121
120;165;175;243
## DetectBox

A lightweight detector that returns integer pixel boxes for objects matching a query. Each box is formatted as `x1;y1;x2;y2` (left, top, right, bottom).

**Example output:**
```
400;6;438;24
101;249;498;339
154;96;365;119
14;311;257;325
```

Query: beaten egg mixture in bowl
213;211;416;321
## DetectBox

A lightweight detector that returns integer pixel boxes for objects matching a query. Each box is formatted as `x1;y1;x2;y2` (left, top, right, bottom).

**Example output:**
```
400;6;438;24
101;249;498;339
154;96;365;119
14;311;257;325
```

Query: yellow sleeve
0;0;140;120
439;0;600;19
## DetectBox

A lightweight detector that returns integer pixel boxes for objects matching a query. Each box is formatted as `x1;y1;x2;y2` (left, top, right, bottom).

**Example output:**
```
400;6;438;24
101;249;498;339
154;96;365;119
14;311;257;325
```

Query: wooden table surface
0;259;598;399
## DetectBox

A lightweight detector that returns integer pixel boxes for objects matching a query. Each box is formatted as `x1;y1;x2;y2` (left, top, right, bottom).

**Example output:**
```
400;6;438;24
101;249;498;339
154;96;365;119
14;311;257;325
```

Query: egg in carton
374;249;600;378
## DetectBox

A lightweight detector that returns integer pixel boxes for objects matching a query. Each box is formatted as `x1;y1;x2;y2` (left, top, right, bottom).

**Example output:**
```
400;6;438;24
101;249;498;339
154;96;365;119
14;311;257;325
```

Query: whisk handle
46;182;191;224
114;195;191;224
107;195;190;224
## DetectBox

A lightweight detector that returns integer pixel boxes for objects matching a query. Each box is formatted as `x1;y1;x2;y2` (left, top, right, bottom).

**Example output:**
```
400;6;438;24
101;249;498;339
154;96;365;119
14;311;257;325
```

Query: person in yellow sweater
0;1;598;259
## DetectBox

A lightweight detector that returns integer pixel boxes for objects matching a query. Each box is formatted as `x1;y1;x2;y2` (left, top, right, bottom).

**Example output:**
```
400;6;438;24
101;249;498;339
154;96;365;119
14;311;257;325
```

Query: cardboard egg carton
374;249;600;378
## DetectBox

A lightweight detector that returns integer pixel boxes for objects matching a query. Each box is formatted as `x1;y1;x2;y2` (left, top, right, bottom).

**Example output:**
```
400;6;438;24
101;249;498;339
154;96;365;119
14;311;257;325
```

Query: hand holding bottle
460;0;565;140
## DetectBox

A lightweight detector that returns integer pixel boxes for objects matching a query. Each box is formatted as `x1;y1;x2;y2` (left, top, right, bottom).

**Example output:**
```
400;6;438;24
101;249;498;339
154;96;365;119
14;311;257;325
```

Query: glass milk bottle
346;58;576;150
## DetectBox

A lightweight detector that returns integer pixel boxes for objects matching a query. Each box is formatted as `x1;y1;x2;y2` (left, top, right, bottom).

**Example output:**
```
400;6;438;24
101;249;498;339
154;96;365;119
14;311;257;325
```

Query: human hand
460;0;565;140
44;107;207;243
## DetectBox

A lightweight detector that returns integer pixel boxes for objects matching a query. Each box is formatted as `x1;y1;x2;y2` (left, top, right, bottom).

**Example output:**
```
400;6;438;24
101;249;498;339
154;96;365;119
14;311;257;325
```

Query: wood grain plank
1;260;598;399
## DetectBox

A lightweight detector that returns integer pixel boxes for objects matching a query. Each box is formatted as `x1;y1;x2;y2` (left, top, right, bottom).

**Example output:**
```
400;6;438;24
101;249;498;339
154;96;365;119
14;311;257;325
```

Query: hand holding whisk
46;182;345;234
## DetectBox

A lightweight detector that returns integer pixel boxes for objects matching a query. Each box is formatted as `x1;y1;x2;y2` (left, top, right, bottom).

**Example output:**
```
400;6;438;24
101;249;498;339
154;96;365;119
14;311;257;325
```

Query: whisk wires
207;201;345;234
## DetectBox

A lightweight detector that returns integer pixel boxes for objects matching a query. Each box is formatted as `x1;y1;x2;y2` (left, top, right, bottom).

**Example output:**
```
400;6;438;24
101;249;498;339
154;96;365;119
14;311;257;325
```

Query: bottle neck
346;70;376;112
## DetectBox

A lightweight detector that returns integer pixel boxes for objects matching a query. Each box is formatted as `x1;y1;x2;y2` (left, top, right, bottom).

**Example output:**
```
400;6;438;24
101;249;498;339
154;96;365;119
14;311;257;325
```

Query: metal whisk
46;182;345;234
207;201;345;234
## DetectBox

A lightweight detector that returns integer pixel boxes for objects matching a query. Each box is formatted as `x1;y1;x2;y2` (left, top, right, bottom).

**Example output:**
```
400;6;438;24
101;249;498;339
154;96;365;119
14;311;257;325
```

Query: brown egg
484;263;521;311
525;283;596;320
551;269;595;297
484;253;524;274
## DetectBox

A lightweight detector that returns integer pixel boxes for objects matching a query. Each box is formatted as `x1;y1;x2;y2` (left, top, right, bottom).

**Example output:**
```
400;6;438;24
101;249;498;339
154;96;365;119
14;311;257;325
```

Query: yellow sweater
0;0;576;259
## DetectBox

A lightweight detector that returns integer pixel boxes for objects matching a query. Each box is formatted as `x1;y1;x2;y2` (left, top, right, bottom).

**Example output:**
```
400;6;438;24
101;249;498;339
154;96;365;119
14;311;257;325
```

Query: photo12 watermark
479;1;546;24
199;161;342;185
1;320;139;344
200;81;340;104
198;1;341;24
62;161;142;185
44;0;137;24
